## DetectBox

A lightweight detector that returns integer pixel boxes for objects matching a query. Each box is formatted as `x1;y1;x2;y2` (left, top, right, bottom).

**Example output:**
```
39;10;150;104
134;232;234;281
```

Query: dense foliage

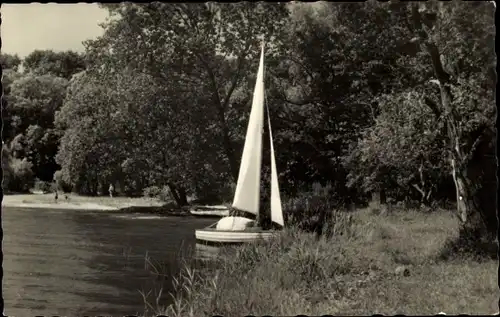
1;2;495;238
2;50;83;191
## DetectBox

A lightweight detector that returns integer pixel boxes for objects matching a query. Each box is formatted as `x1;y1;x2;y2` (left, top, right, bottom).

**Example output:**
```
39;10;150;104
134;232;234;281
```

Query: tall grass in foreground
138;241;201;316
143;207;497;316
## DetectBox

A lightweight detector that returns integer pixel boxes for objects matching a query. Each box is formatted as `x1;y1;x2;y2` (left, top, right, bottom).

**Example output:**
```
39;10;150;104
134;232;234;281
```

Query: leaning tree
406;1;496;238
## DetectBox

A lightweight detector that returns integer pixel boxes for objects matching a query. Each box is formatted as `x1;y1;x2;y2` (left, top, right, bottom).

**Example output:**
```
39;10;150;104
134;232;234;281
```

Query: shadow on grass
438;230;498;262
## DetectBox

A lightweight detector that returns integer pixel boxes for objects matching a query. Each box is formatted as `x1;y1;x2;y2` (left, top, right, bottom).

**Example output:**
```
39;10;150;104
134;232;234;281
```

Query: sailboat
195;43;285;245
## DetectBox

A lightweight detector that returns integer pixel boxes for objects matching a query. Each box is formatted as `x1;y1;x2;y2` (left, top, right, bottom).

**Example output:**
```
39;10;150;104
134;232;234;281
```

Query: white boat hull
189;205;230;217
190;209;230;217
195;223;279;245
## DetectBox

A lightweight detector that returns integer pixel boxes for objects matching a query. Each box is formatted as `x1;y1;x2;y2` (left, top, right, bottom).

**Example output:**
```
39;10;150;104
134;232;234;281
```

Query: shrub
53;170;72;193
283;182;345;236
143;186;162;198
2;146;14;191
158;186;172;202
4;157;35;193
33;178;54;193
143;185;173;202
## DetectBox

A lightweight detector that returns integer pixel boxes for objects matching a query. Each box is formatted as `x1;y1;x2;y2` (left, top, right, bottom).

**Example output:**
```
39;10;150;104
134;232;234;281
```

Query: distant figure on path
109;184;115;198
54;190;59;203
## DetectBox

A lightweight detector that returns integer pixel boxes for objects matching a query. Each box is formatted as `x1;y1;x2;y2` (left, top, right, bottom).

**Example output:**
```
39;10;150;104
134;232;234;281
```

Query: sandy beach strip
2;201;120;210
1;194;163;211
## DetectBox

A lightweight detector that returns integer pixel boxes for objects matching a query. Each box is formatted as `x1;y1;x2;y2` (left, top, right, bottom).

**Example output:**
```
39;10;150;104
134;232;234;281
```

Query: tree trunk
169;184;180;204
371;189;386;206
379;189;387;205
453;170;490;244
451;159;477;224
177;187;188;206
167;183;188;207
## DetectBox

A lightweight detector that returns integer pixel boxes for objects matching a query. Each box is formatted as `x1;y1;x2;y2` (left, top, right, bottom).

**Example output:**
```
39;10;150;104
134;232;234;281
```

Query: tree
405;1;496;237
56;2;292;202
264;1;417;199
1;68;24;142
345;90;450;205
23;50;86;79
85;2;290;183
24;125;61;181
347;1;495;235
2;145;35;193
0;53;22;71
6;73;68;181
56;67;205;203
8;73;68;131
56;70;128;195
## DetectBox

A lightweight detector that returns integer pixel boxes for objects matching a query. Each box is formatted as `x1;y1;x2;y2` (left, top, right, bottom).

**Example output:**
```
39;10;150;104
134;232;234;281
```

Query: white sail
231;44;266;216
266;103;284;227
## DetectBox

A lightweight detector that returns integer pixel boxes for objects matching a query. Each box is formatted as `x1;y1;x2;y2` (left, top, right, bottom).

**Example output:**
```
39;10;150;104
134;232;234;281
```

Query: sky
1;3;109;58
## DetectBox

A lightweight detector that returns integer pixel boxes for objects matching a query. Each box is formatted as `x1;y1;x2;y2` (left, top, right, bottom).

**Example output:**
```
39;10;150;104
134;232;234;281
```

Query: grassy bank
160;208;498;315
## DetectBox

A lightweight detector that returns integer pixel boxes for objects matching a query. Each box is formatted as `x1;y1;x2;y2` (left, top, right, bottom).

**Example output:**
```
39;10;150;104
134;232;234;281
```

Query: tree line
1;1;496;240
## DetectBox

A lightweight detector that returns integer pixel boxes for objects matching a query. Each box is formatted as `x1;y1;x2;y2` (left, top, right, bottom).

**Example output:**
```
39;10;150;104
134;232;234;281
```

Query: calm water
2;207;215;316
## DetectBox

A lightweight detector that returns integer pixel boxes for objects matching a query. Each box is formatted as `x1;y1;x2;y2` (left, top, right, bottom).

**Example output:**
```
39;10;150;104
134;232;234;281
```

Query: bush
33;178;54;193
143;185;172;202
191;178;233;205
53;170;72;193
3;157;35;193
143;186;162;198
283;182;346;236
158;186;172;202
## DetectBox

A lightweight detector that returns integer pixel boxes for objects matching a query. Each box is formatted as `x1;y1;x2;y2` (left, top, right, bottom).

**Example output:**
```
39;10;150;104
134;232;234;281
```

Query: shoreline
1;193;190;216
2;201;192;217
2;201;120;211
1;193;228;218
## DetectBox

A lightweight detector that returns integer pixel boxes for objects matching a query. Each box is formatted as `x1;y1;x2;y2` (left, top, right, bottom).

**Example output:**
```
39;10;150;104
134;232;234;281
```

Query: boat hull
189;210;230;217
195;227;279;246
189;205;230;218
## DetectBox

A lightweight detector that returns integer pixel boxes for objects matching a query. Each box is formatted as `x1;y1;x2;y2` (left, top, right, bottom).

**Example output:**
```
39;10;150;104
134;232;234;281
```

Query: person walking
109;184;115;198
54;190;59;203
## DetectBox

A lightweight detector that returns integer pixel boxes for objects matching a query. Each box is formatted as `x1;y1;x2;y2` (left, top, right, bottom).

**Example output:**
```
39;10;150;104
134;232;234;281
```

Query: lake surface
2;207;215;316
